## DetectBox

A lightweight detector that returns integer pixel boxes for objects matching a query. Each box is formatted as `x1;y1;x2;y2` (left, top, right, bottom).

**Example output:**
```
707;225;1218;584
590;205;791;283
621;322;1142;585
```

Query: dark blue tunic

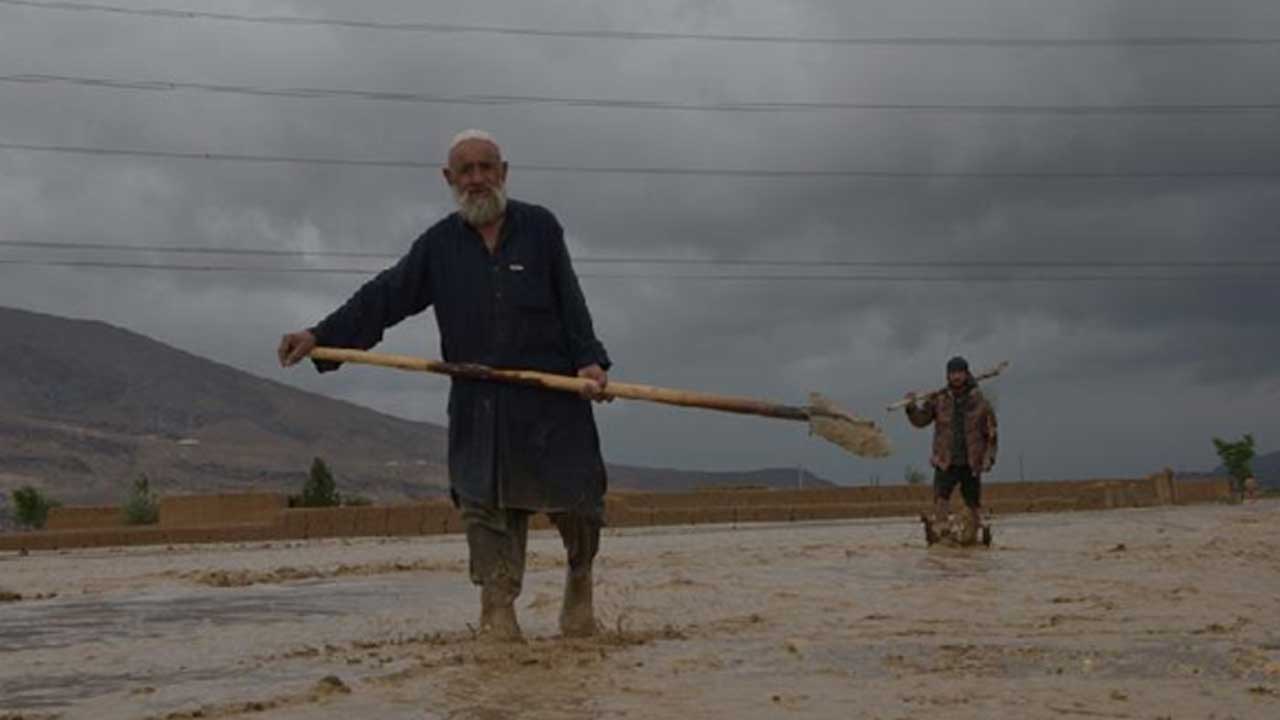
310;200;611;513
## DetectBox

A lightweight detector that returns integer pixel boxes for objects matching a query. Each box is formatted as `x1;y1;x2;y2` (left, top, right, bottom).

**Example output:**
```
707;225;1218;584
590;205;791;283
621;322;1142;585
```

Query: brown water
1;502;1277;719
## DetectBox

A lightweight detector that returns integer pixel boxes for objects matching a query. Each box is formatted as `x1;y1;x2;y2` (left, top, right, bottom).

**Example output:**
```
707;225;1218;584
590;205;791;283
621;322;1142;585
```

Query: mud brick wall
275;501;461;540
0;476;1238;552
159;493;288;528
45;506;125;530
282;507;359;539
1174;476;1234;504
1151;469;1177;504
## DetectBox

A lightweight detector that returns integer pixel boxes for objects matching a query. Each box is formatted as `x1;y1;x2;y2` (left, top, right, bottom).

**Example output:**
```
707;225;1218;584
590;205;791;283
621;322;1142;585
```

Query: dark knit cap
946;356;970;373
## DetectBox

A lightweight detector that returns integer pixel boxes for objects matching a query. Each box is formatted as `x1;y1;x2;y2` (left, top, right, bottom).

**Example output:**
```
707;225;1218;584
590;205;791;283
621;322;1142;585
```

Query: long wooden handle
885;361;1010;411
309;347;811;422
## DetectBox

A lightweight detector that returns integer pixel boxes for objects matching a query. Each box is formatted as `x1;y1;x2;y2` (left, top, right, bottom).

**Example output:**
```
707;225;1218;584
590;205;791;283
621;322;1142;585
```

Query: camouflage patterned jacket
906;381;998;472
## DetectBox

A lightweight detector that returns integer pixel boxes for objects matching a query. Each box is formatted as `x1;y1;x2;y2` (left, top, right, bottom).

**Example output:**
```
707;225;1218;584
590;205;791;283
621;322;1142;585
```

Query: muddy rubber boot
932;499;950;529
920;512;940;546
478;582;522;642
956;507;981;546
932;499;954;541
559;569;596;638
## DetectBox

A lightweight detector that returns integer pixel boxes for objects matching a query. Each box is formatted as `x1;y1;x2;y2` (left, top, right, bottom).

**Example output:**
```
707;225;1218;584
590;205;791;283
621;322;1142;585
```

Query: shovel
885;361;1010;412
309;347;891;458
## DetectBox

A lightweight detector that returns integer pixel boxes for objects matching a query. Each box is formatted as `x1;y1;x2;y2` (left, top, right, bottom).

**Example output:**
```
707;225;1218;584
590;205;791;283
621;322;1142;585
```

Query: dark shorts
935;465;981;508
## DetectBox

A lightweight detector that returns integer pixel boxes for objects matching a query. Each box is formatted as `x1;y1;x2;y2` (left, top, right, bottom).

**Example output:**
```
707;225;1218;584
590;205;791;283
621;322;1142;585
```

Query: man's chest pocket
505;263;554;311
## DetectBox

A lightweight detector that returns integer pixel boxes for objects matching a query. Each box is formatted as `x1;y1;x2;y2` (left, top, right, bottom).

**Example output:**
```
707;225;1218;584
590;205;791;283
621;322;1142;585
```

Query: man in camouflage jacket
905;356;998;536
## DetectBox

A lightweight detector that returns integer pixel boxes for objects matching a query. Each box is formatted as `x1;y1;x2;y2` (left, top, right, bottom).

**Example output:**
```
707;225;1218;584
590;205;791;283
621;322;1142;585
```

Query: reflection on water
0;577;466;652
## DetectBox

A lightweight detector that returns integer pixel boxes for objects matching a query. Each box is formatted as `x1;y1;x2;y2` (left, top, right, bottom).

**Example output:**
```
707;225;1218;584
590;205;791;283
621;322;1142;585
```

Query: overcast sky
1;0;1278;485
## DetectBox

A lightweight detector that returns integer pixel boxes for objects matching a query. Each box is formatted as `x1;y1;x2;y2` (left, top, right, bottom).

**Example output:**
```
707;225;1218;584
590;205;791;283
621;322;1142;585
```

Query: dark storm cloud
1;0;1277;482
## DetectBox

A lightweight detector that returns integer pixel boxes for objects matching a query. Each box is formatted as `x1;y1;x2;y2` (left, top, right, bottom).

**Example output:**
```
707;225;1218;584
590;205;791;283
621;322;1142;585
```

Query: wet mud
1;502;1277;719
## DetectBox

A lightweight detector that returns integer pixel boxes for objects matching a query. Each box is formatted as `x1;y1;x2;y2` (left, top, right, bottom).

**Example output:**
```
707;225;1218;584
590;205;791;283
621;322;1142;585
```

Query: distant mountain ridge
0;306;832;506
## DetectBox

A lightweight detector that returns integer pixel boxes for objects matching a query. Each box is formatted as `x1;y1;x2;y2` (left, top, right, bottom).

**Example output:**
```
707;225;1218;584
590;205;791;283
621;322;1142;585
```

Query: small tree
301;457;341;507
1212;434;1256;498
11;486;60;530
122;474;160;525
904;465;926;486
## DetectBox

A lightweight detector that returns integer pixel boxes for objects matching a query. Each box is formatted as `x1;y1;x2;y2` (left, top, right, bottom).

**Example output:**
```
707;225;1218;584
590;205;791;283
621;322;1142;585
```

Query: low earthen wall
45;506;125;530
0;476;1236;552
159;493;288;528
1173;476;1234;504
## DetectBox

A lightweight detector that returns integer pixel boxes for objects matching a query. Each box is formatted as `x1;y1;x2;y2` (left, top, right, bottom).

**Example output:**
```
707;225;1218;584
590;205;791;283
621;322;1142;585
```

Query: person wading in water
279;129;612;640
904;356;998;545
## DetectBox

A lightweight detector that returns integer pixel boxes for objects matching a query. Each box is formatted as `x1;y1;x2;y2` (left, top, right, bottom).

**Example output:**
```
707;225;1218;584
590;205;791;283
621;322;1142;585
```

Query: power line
6;73;1280;116
0;257;1275;282
0;239;399;259
0;140;438;169
0;258;368;274
4;141;1279;180
4;0;1280;48
4;239;1280;269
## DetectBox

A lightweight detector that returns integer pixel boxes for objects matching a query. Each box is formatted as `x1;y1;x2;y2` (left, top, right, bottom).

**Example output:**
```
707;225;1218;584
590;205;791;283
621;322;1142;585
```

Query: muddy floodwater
1;501;1277;719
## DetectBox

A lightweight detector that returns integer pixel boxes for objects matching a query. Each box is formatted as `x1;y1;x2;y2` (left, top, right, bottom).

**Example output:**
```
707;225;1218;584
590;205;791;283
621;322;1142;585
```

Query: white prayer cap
448;129;500;156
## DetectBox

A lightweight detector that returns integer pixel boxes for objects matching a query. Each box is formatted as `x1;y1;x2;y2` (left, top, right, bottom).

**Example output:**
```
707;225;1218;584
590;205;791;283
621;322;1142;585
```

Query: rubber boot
920;512;940;545
956;507;980;546
559;568;596;638
478;581;522;642
933;498;953;540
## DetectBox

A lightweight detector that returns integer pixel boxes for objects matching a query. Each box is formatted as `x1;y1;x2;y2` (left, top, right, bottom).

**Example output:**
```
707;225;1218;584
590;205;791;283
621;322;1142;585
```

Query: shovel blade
807;393;892;458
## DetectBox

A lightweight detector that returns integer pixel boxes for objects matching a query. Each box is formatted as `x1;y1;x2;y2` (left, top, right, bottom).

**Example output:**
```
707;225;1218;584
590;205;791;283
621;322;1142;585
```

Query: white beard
453;184;507;227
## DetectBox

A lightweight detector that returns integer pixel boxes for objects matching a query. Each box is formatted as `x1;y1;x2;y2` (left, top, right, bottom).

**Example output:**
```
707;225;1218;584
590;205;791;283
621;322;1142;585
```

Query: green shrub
300;457;341;508
122;474;160;525
904;465;926;486
1212;434;1256;498
11;486;60;530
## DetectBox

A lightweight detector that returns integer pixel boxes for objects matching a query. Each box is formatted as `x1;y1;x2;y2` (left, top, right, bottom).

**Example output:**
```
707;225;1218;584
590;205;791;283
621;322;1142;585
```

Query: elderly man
278;130;612;640
905;356;998;545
